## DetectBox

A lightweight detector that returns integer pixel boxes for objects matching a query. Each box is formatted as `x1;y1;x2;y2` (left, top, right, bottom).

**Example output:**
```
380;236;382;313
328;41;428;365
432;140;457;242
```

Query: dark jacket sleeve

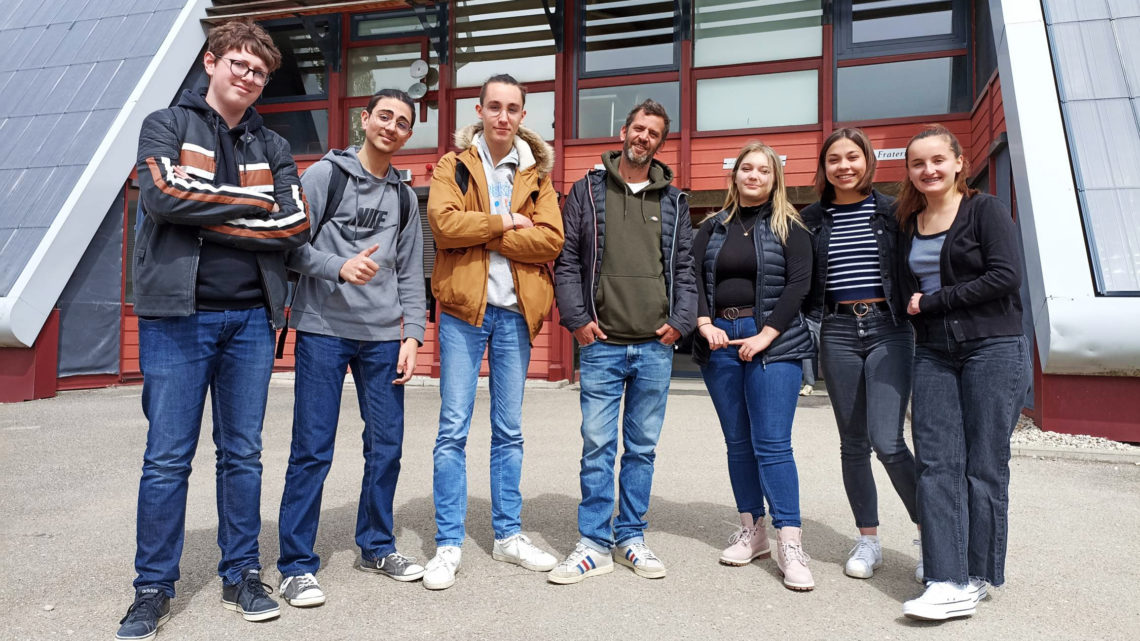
692;222;712;319
667;192;698;337
800;201;825;322
919;195;1021;314
765;224;813;332
198;131;311;251
136;110;276;225
554;178;593;332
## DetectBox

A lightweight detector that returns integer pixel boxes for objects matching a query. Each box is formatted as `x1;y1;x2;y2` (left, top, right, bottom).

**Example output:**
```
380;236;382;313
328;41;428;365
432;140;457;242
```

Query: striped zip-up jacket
132;89;310;326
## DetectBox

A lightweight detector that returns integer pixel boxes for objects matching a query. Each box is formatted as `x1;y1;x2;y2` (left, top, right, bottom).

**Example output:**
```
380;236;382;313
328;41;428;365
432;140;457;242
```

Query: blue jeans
577;339;673;550
134;309;274;597
912;322;1030;586
277;332;404;576
433;308;530;547
700;316;802;529
820;310;918;528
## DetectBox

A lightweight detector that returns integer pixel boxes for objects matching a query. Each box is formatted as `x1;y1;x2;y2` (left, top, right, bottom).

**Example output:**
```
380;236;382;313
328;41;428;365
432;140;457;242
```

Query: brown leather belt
716;306;754;320
830;301;889;317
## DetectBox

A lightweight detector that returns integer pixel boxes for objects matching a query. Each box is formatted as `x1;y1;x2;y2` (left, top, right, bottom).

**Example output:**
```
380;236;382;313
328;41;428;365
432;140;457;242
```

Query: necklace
737;213;757;237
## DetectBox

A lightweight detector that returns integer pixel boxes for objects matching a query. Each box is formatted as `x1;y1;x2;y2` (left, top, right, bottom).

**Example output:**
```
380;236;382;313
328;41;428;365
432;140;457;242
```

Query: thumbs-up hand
340;244;380;285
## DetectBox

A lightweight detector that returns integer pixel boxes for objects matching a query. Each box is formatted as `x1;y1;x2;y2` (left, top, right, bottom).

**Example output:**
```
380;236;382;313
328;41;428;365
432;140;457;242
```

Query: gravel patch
1011;415;1140;452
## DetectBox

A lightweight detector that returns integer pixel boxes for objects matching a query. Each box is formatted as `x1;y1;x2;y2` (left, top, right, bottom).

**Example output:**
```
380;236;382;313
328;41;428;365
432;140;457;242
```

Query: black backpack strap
455;161;470;196
315;162;348;243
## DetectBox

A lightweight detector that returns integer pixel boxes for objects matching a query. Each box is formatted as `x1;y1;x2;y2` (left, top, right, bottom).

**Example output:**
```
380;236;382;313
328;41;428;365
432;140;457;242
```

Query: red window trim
692;57;821;80
834;111;972;129
577;71;680;89
836;48;969;68
691;123;823;138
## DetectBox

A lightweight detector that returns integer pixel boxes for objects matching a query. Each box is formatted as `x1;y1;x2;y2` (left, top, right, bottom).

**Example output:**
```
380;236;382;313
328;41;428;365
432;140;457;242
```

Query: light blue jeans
433;308;530;547
576;339;674;551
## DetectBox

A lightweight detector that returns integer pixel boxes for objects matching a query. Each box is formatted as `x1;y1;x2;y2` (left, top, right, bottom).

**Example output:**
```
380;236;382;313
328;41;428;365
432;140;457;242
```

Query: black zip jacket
801;190;906;324
554;159;698;339
132;89;310;327
897;192;1024;343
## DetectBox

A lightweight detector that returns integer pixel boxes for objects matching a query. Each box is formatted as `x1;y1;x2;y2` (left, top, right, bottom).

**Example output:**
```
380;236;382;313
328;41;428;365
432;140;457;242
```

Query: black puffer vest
692;207;815;366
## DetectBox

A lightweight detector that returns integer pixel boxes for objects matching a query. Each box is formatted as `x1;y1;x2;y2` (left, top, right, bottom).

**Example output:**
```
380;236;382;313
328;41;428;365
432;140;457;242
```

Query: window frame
834;0;969;60
257;16;339;105
576;0;682;79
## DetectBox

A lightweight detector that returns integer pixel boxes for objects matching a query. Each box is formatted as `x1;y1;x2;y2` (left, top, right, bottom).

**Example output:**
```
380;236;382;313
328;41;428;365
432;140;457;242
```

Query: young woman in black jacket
896;125;1031;621
801;128;919;583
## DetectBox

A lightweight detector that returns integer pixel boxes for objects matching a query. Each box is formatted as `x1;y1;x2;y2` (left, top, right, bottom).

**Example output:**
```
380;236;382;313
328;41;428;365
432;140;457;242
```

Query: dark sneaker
115;587;170;641
356;552;425;582
279;572;326;607
221;568;280;622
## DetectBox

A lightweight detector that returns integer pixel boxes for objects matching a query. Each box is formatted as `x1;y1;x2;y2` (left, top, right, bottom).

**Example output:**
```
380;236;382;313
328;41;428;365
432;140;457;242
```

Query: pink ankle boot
719;513;770;566
776;527;814;591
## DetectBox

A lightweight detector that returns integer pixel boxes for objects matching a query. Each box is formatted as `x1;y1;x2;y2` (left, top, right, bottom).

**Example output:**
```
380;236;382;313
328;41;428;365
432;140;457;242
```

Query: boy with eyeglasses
275;89;426;606
422;73;564;590
118;19;310;641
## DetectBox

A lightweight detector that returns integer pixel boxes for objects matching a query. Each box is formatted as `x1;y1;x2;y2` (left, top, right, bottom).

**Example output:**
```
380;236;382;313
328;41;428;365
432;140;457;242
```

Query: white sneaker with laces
903;581;977;620
423;546;462;591
279;573;325;607
967;578;989;603
613;541;667;579
844;535;883;579
548;543;614;584
492;533;558;571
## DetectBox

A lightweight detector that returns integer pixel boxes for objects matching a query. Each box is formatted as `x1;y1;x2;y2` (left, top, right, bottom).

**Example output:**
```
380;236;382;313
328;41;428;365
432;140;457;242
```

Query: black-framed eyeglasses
221;57;271;87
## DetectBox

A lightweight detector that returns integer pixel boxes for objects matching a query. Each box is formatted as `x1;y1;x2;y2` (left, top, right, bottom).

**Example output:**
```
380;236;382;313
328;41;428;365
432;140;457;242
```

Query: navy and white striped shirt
825;193;886;304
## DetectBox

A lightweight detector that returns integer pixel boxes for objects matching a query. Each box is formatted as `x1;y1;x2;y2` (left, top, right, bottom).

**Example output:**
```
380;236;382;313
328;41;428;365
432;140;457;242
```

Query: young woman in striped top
801;129;920;582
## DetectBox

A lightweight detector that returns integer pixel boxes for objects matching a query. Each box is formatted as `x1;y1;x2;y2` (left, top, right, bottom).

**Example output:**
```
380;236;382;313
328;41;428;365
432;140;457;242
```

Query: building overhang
991;0;1140;376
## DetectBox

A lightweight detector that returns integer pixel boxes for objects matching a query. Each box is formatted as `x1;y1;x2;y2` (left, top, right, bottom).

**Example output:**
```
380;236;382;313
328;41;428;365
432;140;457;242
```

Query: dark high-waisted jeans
820;308;918;529
912;319;1031;586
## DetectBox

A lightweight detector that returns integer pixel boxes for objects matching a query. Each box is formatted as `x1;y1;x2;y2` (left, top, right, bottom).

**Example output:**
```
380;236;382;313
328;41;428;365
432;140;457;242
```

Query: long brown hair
895;124;977;231
814;128;877;203
722;142;803;244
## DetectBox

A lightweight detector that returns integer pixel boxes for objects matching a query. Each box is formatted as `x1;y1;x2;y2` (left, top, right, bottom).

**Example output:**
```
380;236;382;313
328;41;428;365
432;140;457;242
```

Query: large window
579;0;678;76
697;71;818;130
261;18;335;102
1044;1;1140;292
579;83;680;139
453;0;557;87
693;0;822;67
834;0;971;122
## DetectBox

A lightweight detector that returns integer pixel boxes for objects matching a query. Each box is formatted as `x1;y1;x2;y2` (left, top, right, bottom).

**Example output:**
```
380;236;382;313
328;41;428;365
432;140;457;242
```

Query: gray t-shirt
909;231;946;296
475;133;520;312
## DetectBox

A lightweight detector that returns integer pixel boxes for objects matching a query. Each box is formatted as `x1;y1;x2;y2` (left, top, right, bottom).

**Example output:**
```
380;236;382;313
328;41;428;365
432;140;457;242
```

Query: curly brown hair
207;19;282;73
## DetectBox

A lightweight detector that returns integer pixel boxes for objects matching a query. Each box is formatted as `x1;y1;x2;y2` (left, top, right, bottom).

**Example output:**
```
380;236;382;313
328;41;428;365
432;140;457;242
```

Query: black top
897;192;1024;342
694;206;813;333
196;113;264;310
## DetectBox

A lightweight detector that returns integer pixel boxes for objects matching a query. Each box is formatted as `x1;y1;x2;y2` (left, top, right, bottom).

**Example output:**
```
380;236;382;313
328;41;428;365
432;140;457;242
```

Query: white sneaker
613;541;667;579
967;578;989;604
548;543;614;585
799;384;814;396
844;535;883;579
914;537;924;584
903;581;977;620
492;533;558;571
423;546;462;591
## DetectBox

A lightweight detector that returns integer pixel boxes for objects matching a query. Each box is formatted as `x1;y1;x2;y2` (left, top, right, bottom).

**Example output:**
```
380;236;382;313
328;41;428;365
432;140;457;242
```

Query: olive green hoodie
596;150;675;343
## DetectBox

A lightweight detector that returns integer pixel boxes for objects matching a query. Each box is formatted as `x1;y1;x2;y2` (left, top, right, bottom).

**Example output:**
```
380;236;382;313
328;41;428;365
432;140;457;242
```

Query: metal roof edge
991;0;1140;376
0;0;213;348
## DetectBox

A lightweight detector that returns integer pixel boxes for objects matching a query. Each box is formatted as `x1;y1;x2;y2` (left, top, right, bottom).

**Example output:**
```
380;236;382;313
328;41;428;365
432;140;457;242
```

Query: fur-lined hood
453;122;555;178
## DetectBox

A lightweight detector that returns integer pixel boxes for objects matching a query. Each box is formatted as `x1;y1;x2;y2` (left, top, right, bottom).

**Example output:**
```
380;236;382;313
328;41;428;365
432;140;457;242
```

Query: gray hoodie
286;147;426;343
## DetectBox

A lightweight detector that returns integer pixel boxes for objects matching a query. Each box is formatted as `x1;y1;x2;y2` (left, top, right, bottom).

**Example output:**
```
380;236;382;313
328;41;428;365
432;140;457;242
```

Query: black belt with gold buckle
716;306;754;320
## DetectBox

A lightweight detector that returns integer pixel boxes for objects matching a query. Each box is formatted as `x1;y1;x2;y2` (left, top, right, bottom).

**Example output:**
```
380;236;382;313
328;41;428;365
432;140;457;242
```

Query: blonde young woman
692;142;816;591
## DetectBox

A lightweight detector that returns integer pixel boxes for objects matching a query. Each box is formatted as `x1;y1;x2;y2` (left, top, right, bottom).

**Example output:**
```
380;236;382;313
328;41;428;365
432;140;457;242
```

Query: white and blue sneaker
548;543;614;584
614;541;667;579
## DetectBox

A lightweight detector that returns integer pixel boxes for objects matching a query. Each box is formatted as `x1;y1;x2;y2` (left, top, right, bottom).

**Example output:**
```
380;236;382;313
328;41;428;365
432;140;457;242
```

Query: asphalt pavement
2;377;1138;640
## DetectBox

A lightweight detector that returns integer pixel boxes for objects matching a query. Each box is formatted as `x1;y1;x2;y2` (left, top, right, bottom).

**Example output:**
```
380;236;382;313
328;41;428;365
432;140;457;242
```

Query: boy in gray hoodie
276;89;427;607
